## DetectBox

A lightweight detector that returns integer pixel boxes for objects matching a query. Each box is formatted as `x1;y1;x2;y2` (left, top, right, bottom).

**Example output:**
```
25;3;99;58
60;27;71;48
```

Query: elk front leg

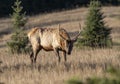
63;51;67;62
54;48;61;63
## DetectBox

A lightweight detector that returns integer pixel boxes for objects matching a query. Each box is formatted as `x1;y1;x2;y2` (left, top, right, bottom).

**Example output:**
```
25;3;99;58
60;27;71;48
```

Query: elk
27;24;81;63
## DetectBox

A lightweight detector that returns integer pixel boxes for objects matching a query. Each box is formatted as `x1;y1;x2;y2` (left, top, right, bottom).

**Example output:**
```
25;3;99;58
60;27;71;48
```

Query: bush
7;32;30;54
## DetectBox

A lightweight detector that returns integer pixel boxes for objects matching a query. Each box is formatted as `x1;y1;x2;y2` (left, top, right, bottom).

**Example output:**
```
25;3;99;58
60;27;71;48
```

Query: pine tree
7;0;29;54
78;0;112;48
11;0;26;33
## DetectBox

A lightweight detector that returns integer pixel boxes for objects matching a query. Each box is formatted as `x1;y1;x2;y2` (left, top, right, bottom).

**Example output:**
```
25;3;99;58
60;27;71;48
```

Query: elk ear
58;24;66;40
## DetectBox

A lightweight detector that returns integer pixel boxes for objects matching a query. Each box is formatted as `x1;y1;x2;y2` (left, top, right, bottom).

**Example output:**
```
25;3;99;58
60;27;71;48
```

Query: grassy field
0;7;120;84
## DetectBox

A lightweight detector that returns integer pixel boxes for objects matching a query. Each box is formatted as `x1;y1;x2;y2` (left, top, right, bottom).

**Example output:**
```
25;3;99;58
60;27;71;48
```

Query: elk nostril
68;52;71;55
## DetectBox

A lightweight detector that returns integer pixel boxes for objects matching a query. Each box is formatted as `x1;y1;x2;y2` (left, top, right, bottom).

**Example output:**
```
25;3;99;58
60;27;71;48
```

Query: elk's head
59;23;82;55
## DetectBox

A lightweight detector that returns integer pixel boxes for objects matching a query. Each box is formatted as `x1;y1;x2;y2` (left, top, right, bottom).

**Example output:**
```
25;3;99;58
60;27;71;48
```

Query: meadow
0;7;120;84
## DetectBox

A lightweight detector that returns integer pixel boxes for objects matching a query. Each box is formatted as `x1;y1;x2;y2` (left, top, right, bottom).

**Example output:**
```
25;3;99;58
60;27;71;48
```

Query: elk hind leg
30;51;34;63
32;44;40;63
34;48;41;63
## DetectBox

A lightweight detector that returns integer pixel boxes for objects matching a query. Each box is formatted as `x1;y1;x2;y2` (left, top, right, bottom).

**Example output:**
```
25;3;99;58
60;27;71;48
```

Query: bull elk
27;24;81;63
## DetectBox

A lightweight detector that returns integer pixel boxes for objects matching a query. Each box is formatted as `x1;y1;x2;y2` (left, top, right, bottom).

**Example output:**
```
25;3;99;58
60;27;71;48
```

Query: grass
66;66;120;84
0;6;120;84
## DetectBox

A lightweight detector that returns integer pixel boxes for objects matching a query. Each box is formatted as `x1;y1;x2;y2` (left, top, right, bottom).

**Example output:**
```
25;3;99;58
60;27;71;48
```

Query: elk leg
54;49;61;63
63;51;67;62
30;51;34;63
32;44;40;63
34;48;41;63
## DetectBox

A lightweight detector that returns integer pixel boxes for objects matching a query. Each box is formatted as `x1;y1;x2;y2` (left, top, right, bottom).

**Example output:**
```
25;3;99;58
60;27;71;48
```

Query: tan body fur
28;27;79;63
28;27;70;50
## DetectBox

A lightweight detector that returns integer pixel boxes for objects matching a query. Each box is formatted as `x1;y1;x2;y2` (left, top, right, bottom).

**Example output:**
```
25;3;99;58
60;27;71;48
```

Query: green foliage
7;0;30;54
66;77;82;84
86;77;120;84
66;67;120;84
77;0;112;48
85;67;120;84
106;66;120;77
10;0;26;33
7;32;30;54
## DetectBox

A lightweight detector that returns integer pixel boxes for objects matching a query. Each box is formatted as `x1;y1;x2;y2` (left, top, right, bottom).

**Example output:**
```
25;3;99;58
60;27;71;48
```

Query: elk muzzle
66;40;73;55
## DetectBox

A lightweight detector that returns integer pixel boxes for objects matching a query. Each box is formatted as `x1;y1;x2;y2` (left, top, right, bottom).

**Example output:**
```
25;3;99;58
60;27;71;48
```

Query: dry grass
0;6;120;84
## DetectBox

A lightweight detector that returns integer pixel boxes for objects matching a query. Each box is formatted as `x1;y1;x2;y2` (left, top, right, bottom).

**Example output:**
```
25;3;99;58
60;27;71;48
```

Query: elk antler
72;23;82;41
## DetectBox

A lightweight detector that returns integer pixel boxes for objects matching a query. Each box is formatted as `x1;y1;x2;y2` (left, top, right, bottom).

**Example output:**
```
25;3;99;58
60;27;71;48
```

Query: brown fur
27;27;78;63
28;27;39;38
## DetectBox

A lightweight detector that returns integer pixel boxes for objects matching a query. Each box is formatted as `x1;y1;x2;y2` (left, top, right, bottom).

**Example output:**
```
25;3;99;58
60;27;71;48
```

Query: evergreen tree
11;0;26;33
78;0;112;47
7;0;29;54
